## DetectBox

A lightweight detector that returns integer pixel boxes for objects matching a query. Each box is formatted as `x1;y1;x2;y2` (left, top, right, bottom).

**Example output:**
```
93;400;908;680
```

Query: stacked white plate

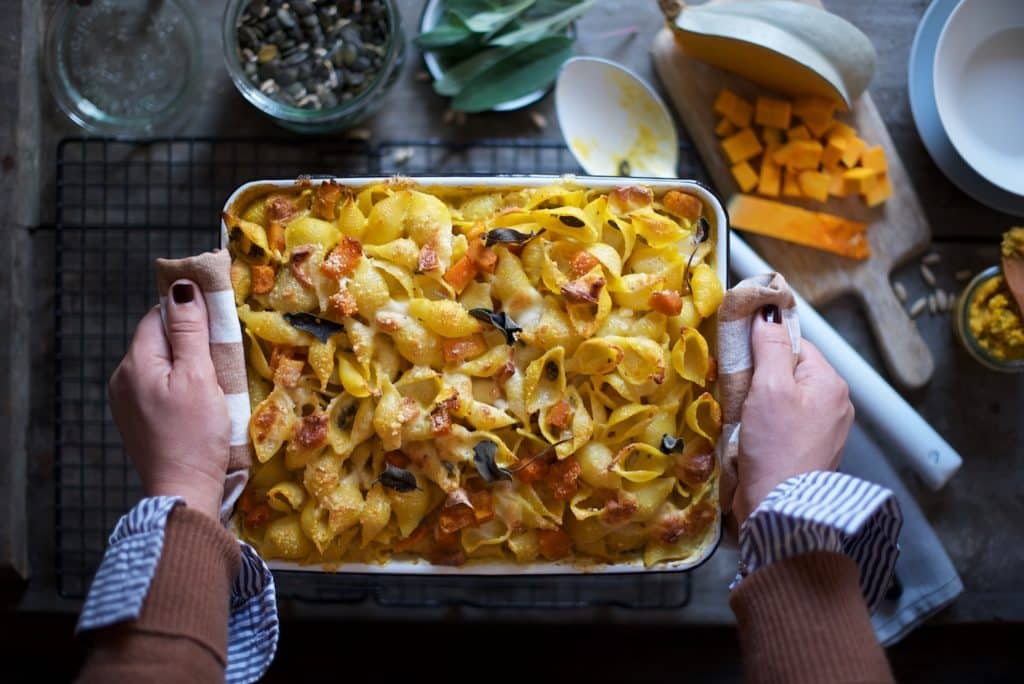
910;0;1024;216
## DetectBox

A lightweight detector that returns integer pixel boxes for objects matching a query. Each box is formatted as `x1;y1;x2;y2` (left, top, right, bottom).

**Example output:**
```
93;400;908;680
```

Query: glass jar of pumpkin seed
223;0;405;133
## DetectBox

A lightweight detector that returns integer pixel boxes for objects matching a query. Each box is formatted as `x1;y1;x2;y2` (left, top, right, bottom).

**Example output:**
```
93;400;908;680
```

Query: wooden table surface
2;0;1022;625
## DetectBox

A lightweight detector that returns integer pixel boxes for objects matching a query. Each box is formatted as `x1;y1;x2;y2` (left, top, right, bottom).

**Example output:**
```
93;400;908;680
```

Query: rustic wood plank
652;20;934;389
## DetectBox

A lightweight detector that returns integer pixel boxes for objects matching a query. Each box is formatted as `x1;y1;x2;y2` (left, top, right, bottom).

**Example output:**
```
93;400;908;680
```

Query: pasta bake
226;178;725;569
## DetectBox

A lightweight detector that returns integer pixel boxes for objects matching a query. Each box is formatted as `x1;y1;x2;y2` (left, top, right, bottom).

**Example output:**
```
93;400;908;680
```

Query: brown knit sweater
77;513;893;683
77;507;240;683
731;550;895;683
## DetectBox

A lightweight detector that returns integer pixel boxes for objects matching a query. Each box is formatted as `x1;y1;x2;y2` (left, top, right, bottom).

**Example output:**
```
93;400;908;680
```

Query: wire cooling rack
55;137;707;606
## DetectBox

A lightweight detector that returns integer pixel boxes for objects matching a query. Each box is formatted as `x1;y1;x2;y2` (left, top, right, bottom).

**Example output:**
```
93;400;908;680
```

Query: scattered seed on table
920;263;937;287
530;111;548;130
928;293;937;314
893;281;907;303
922;253;941;265
935;289;947;311
955;269;972;281
909;297;926;318
415;69;431;82
347;127;371;141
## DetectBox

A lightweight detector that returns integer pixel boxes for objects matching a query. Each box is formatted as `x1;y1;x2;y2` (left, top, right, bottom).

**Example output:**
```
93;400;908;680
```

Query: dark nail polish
172;283;194;304
761;305;780;324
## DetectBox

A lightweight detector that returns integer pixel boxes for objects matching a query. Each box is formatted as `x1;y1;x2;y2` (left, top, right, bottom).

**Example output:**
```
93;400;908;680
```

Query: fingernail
761;305;780;324
172;282;194;304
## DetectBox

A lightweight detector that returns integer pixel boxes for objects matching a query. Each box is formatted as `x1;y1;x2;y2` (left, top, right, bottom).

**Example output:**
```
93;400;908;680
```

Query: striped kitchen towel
716;272;801;514
156;249;251;524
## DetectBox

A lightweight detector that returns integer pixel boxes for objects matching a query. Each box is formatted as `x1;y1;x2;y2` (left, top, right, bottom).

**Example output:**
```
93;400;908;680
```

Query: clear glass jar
952;265;1024;373
222;0;405;134
45;0;202;135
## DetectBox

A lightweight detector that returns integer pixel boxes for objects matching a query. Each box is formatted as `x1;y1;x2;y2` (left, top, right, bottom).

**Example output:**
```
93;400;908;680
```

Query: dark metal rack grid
55;137;707;607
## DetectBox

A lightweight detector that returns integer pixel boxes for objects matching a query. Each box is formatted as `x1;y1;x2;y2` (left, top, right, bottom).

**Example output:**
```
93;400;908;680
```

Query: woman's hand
108;280;230;519
734;305;855;524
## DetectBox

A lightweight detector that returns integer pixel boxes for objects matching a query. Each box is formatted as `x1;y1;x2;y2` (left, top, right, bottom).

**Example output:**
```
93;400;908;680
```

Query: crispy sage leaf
483;227;543;246
473;440;513;483
283;312;344;343
378;463;419;493
682;218;711;294
469;307;522;345
659;434;685;455
694;216;710;243
453;36;574;113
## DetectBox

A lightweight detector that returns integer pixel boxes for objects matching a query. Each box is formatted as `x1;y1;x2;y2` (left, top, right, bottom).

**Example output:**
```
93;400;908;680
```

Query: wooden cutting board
652;25;935;390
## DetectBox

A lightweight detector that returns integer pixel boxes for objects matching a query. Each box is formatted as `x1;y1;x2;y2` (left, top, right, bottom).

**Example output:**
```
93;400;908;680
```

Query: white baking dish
221;175;729;575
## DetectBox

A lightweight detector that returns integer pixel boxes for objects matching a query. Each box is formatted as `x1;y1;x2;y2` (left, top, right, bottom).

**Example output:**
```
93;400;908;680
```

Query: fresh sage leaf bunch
416;0;597;112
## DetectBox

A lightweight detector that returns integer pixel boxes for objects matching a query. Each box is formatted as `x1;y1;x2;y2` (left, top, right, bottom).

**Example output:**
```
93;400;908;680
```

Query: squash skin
667;0;876;108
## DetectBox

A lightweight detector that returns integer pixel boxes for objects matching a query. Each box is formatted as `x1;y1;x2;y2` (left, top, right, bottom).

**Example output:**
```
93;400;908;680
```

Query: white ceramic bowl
933;0;1024;196
555;57;678;178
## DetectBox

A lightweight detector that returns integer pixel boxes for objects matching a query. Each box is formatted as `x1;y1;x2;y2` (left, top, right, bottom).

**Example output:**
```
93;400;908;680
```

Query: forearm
730;551;894;684
78;506;240;684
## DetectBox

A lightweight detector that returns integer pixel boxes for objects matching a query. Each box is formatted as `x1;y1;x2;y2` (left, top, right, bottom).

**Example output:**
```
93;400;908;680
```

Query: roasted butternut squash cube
864;173;893;207
798;171;830;202
715;118;736;137
840;136;867;168
731;161;759;192
721;128;763;164
786;125;811;141
713;89;753;128
773;140;823;170
842;167;878;194
861;145;888;173
755;96;792;129
663;190;703;222
782;168;802;197
757;153;782;197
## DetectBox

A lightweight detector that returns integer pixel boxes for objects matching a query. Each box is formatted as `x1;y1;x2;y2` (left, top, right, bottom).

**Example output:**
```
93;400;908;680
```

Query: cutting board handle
857;273;934;390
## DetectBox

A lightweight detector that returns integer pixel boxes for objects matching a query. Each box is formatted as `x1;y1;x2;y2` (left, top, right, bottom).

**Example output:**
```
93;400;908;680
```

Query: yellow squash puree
609;71;676;177
969;275;1024;361
1001;226;1024;258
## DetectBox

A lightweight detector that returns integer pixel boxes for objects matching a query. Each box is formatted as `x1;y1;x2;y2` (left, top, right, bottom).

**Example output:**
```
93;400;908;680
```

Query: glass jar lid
45;0;202;135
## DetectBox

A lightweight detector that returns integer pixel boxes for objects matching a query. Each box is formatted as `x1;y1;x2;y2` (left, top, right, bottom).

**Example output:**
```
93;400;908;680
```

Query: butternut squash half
661;0;876;108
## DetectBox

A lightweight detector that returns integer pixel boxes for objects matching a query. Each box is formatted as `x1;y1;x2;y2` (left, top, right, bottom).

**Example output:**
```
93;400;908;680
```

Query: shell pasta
228;179;723;568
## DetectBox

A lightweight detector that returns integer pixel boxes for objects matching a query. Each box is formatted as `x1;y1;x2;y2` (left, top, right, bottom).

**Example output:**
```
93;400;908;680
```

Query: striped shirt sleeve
733;471;903;612
76;497;279;684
